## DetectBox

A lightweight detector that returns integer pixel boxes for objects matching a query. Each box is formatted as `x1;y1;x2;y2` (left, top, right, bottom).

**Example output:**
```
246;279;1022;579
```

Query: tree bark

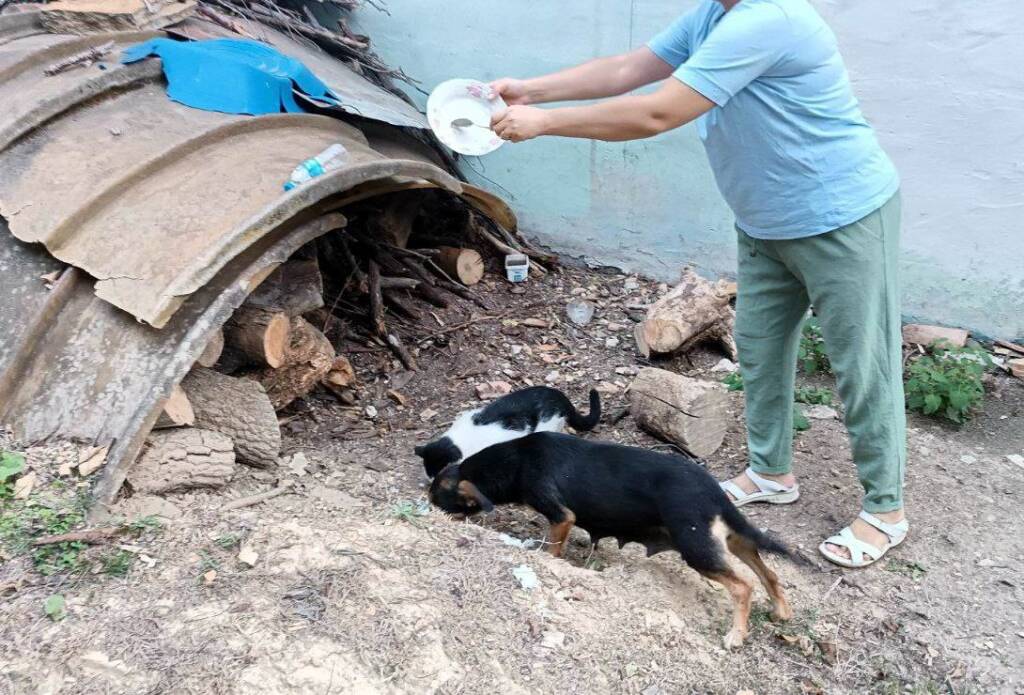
181;367;281;468
633;268;737;361
629;368;730;458
128;428;236;495
224;307;291;368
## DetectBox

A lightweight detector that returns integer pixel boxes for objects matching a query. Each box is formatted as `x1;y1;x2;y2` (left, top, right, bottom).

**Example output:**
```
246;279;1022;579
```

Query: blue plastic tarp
121;38;341;115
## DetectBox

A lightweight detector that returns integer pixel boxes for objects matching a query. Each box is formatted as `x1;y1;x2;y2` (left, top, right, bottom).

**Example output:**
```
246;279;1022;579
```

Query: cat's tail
568;389;601;431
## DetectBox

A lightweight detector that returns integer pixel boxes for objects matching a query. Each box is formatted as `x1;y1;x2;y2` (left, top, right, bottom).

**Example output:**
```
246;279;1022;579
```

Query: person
488;0;907;568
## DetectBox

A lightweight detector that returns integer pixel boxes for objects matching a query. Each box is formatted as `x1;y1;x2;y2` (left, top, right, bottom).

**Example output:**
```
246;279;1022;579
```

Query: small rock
540;631;566;649
476;381;513;400
606;322;626;332
804;405;839;420
596;381;619;395
1007;454;1024;469
77;445;109;476
641;686;664;695
364;405;378;419
960;455;977;465
202;569;217;585
286;452;309;476
605;337;620;349
420;408;438;421
237;546;259;567
13;471;36;499
522;318;550;328
544;370;560;384
510;344;524;356
565;300;596;326
624;663;639;678
614;366;638;376
623;278;640;291
710;358;738;373
977;558;996;568
512;564;539;590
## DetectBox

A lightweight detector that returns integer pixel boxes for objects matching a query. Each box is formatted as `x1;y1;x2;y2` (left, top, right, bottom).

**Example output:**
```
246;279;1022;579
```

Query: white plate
427;79;506;156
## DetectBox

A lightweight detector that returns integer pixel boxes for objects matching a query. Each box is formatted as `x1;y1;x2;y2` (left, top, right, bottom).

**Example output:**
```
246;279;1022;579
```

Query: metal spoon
450;117;490;130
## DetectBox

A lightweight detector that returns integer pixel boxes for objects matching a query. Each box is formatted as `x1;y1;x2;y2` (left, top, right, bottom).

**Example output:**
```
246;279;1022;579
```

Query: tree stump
251;317;336;410
181;367;281;468
128;428;235;495
629;368;730;458
436;247;485;286
634;268;737;361
224;307;291;368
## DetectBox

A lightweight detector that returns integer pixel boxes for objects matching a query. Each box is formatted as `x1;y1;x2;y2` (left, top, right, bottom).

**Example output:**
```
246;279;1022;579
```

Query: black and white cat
415;386;601;478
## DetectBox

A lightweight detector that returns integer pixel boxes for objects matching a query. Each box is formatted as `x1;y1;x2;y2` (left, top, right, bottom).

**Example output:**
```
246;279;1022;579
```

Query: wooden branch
386;333;417;371
379;276;419;290
367;259;387;337
224;307;291;368
221;480;295;512
32;527;122;546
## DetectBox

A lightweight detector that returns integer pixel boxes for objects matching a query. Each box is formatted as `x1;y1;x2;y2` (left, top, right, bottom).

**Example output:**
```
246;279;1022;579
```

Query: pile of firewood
128;191;544;495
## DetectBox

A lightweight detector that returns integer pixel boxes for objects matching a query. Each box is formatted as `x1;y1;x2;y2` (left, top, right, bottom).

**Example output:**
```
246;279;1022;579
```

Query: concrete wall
353;1;1024;339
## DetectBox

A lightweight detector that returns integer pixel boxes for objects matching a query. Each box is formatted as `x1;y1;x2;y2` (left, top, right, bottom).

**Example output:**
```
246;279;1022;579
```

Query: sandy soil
2;265;1022;695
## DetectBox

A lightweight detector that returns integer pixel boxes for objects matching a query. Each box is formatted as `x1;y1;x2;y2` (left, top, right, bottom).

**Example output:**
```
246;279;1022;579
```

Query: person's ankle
750;470;796;485
869;508;905;522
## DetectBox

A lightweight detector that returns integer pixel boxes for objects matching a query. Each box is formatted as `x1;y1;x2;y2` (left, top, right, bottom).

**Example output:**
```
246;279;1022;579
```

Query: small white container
505;253;530;282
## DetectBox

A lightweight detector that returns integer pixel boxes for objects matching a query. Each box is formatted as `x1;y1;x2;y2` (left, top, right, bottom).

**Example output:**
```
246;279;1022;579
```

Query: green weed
44;594;66;621
721;371;744;391
101;550;135;578
792;405;810;432
904;342;992;424
794;386;833;405
885;558;927;581
214;533;243;549
799;317;831;375
390;500;430;528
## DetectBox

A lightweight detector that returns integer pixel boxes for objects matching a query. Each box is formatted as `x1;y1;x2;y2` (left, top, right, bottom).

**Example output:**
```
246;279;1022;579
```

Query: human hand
490;105;551;143
489;78;532;106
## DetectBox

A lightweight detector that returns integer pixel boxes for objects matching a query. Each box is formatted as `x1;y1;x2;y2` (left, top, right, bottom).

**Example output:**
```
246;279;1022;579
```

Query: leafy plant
214;533;243;549
125;515;162;534
794;386;833;405
792;405;810;432
0;451;26;499
721;371;744;391
904;342;992;424
798;317;831;375
44;594;66;621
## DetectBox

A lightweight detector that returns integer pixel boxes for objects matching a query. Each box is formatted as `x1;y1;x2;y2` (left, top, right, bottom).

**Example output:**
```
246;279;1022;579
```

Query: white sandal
819;510;909;569
719;467;800;507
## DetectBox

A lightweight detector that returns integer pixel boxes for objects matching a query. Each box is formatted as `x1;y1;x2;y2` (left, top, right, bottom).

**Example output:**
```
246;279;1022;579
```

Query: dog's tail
721;502;793;559
568;388;601;431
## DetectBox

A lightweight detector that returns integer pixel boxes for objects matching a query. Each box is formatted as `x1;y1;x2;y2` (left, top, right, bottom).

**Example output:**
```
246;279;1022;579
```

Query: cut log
224;307;291;368
154;383;195;429
127;428;235;495
436;247;485;286
995;339;1024;357
245;258;324;317
1009;358;1024;380
251;317;336;410
633;268;737;361
181;367;280;468
902;324;969;348
628;368;730;458
196;328;224;368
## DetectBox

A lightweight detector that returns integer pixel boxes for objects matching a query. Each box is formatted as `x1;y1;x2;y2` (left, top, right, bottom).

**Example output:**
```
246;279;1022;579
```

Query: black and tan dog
428;431;793;647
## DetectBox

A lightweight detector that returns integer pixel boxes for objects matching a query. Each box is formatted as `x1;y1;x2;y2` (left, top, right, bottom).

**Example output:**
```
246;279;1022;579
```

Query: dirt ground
2;263;1023;695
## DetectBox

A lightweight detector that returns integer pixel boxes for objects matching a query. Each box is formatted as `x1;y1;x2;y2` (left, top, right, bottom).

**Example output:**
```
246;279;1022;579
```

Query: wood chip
13;471;36;499
77;445;109;476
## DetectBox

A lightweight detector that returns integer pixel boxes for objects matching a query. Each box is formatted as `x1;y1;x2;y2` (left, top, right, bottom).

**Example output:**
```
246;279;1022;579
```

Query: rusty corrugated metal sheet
0;10;516;506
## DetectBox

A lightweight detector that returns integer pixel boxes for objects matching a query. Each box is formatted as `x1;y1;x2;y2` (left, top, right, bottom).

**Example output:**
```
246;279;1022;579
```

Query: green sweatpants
735;192;905;513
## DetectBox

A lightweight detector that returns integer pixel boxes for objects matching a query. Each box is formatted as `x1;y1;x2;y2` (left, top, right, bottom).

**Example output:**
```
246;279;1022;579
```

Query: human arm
491;79;714;143
491;47;674;106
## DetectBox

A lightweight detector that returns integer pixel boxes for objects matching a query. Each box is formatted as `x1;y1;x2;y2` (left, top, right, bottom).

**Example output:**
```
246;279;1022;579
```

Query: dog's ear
414;445;425;458
458;481;494;513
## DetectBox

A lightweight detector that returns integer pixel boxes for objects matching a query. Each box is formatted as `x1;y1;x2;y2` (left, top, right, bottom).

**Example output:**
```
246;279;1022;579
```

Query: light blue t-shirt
648;0;899;239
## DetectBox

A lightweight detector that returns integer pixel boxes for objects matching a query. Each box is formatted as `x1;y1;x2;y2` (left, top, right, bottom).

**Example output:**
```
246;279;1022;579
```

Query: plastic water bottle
283;143;348;191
